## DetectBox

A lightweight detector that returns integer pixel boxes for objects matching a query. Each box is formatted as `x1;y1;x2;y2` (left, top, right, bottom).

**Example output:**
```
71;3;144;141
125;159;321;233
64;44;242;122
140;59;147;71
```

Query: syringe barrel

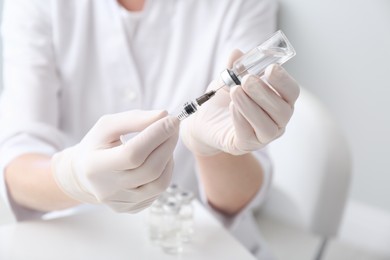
221;30;296;87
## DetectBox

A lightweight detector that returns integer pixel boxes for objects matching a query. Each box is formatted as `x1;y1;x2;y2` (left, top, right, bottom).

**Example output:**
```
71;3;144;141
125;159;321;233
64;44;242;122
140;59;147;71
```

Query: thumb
93;115;179;171
87;110;168;144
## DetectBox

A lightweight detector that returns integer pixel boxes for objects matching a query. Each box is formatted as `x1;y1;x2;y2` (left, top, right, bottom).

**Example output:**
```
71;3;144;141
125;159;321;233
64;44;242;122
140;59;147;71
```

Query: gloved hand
181;50;300;156
51;110;179;213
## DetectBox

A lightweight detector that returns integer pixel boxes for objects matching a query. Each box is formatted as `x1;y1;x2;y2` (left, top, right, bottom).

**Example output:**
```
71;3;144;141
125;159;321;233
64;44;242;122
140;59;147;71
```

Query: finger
127;196;159;213
121;132;178;188
240;75;294;128
229;103;262;152
92;116;179;172
227;49;244;69
103;196;157;213
89;110;168;143
230;86;279;143
104;195;159;213
264;64;300;106
134;157;174;200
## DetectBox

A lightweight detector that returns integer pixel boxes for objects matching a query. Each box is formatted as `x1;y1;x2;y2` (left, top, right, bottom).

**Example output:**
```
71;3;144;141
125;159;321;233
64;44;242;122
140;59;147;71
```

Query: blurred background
280;0;390;213
276;0;390;259
0;0;389;259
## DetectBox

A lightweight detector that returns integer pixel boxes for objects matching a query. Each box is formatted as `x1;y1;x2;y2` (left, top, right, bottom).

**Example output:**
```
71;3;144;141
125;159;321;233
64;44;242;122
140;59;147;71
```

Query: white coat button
124;90;137;101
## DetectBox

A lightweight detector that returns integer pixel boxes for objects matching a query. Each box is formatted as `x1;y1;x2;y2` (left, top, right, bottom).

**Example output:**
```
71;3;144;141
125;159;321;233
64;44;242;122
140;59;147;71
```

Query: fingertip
264;64;301;104
229;85;243;102
231;48;244;56
167;115;180;126
264;64;284;81
227;49;244;68
155;109;168;118
241;75;264;96
230;85;240;94
163;115;180;134
241;74;259;86
229;101;239;117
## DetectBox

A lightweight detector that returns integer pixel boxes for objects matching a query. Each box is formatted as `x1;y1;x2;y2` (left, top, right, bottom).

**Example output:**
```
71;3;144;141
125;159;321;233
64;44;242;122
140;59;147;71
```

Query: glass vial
220;30;296;87
176;191;195;243
160;200;183;254
147;196;165;245
166;183;180;197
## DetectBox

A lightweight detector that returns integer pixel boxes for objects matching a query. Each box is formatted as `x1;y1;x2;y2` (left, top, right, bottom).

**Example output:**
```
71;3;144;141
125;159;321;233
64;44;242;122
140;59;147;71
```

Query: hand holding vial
177;30;297;120
180;31;300;156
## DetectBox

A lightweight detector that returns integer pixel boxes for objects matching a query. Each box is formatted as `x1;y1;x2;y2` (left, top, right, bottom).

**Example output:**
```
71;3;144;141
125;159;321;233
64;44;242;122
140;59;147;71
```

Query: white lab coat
0;0;277;258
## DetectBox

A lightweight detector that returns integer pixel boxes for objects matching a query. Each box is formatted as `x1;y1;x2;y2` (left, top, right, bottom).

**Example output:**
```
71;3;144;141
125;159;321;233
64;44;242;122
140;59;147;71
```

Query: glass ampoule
165;183;180;197
176;30;296;120
176;191;195;243
160;200;183;254
147;196;166;245
220;30;296;87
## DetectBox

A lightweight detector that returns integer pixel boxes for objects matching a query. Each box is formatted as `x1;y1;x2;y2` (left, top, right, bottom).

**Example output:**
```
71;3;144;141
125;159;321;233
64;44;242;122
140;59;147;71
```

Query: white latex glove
51;110;179;213
181;50;300;156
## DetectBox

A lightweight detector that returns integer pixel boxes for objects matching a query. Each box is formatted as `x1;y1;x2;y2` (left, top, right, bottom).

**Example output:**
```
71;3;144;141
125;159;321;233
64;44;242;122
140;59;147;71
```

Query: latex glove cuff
51;147;98;204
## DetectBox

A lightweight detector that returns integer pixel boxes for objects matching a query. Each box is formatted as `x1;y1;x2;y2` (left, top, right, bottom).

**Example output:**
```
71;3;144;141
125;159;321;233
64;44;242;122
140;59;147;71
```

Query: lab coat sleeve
198;148;272;229
199;0;277;228
0;0;66;220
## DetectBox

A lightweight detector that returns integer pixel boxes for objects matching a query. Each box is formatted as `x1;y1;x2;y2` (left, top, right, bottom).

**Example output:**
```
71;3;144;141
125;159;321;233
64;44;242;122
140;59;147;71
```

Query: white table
0;201;256;260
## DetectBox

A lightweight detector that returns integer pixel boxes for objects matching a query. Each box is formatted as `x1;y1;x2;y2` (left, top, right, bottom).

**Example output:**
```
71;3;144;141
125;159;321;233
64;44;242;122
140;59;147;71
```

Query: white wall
278;0;390;210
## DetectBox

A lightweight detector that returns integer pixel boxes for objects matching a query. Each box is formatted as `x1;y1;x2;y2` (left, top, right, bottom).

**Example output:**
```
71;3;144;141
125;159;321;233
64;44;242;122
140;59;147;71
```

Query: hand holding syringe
177;30;296;120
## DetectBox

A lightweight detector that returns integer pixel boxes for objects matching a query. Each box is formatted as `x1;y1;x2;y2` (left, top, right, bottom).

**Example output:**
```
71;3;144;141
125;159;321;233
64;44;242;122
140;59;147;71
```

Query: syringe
176;88;221;120
176;30;296;121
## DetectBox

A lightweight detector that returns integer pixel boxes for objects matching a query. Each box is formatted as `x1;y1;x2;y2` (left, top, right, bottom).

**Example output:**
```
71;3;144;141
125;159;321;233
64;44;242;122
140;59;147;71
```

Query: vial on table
160;200;183;254
165;183;180;197
176;30;296;120
176;191;195;243
147;196;166;245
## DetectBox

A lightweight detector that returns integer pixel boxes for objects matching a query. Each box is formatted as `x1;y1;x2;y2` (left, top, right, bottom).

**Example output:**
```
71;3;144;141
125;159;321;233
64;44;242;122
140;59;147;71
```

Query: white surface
322;200;390;260
256;212;321;260
338;200;390;257
0;200;255;260
257;209;390;260
0;198;14;225
324;241;390;260
278;0;390;211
